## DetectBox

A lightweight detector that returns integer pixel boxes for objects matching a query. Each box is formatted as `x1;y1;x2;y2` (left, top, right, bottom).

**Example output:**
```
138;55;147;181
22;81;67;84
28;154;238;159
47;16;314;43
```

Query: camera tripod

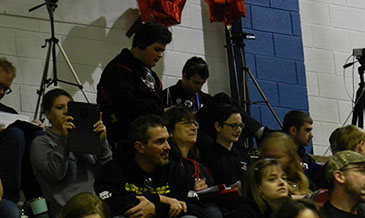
225;25;283;128
352;55;365;128
29;0;89;120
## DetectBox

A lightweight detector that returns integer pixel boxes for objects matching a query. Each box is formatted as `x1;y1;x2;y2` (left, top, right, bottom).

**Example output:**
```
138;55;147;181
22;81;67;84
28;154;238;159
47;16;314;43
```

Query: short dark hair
163;106;196;133
42;88;73;113
132;22;172;49
182;57;209;80
0;57;16;76
282;110;313;133
275;198;321;218
129;114;166;144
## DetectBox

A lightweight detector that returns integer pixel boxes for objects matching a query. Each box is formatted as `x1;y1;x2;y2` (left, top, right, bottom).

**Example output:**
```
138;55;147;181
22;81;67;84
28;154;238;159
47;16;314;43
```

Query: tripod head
29;0;58;18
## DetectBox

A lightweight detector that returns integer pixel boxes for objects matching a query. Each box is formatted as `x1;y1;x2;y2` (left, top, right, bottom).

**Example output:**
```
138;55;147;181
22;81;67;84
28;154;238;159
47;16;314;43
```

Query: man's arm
124;196;156;218
94;161;140;216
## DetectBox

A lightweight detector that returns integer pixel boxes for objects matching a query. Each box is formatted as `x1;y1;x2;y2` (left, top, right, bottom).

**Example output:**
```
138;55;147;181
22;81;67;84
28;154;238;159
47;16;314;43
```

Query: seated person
226;158;289;218
162;57;211;112
199;104;251;187
321;150;365;217
196;93;265;153
0;57;44;202
282;110;315;170
0;177;20;218
58;192;111;218
274;198;321;218
30;89;112;216
260;132;312;196
163;106;222;217
94;115;204;217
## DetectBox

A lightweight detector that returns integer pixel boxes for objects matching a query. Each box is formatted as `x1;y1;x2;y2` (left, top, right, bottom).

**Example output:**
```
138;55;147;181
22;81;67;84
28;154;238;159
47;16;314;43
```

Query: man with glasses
321;150;365;217
0;58;44;205
95;115;203;217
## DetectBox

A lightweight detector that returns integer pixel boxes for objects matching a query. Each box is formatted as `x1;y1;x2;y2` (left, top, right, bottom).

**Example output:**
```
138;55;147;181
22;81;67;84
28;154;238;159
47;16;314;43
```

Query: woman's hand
93;112;106;139
61;116;75;135
195;178;208;191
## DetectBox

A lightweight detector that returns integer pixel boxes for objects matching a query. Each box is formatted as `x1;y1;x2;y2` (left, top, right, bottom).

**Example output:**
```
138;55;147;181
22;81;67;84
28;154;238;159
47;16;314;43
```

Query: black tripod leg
33;40;53;120
352;87;364;128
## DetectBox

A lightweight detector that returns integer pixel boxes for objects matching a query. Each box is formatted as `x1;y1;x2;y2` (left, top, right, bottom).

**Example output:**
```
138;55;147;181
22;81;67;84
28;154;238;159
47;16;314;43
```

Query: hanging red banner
137;0;187;27
204;0;246;26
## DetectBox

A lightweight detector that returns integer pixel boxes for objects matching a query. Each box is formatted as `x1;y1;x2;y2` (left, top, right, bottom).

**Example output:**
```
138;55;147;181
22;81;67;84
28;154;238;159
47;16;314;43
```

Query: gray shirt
30;127;112;215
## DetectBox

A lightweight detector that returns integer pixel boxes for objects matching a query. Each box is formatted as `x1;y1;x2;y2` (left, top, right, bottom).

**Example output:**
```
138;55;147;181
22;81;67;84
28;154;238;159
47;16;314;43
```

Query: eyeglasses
0;83;12;95
179;120;199;129
341;165;365;175
223;122;245;130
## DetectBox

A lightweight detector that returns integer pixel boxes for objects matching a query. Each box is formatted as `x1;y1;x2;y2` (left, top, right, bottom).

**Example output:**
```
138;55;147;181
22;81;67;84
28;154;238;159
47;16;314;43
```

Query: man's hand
124;196;156;218
195;178;208;191
159;195;187;217
32;119;45;130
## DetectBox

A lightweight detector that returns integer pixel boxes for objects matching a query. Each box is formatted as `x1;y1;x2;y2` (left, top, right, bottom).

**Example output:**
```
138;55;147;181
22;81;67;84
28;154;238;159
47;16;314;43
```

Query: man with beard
94;115;203;217
283;110;315;170
321;150;365;217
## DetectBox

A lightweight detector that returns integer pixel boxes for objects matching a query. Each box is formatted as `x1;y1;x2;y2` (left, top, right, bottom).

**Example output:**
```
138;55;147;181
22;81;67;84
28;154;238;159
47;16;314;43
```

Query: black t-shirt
321;201;365;218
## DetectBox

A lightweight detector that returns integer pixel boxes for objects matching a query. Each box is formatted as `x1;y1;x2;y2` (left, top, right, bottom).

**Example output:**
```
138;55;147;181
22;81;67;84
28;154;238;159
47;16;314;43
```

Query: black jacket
162;80;212;112
200;142;251;187
97;49;164;143
94;156;203;217
169;147;215;187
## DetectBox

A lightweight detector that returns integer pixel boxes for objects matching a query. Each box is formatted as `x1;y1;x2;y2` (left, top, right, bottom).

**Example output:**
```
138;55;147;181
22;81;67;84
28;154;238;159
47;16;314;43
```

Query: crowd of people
1;21;365;218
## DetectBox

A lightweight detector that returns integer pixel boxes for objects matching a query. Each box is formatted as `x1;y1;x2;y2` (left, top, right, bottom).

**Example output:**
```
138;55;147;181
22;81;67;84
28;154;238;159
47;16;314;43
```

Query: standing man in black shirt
97;22;172;144
321;150;365;217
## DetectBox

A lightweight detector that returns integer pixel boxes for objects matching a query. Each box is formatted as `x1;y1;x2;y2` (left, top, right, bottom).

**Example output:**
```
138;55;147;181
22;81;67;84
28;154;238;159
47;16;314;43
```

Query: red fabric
204;0;246;25
137;0;187;27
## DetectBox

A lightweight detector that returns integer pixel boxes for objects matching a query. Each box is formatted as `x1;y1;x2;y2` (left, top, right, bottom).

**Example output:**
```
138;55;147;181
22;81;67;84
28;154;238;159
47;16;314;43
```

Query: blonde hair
246;159;287;214
260;132;311;196
58;192;110;218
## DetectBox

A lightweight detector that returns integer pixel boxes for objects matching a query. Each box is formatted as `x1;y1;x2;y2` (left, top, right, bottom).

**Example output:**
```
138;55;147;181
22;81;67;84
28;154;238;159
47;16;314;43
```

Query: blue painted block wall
241;0;312;153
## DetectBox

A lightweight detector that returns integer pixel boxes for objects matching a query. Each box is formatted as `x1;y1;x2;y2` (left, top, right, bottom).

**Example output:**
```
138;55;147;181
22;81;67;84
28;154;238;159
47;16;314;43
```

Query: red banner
137;0;187;27
204;0;246;26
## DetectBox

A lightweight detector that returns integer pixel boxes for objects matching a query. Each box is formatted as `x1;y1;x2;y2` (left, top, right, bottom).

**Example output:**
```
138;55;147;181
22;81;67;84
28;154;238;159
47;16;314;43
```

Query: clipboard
67;101;101;155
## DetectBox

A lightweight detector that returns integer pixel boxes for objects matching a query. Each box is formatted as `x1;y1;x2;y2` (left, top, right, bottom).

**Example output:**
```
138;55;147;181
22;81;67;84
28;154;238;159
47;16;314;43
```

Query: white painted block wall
299;0;365;155
0;0;230;120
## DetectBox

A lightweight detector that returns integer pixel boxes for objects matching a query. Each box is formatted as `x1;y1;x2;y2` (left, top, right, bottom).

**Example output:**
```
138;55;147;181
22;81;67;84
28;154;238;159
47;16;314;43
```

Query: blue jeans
0;198;21;218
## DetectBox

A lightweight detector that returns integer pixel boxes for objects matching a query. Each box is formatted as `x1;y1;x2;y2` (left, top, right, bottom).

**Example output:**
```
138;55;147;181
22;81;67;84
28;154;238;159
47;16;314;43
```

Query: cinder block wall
241;0;311;151
0;0;230;120
299;0;365;156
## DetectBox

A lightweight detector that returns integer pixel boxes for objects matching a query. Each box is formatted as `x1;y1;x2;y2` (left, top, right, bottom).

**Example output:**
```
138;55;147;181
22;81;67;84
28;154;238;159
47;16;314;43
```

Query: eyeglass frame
222;122;245;130
0;83;12;95
178;120;199;129
340;165;365;175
